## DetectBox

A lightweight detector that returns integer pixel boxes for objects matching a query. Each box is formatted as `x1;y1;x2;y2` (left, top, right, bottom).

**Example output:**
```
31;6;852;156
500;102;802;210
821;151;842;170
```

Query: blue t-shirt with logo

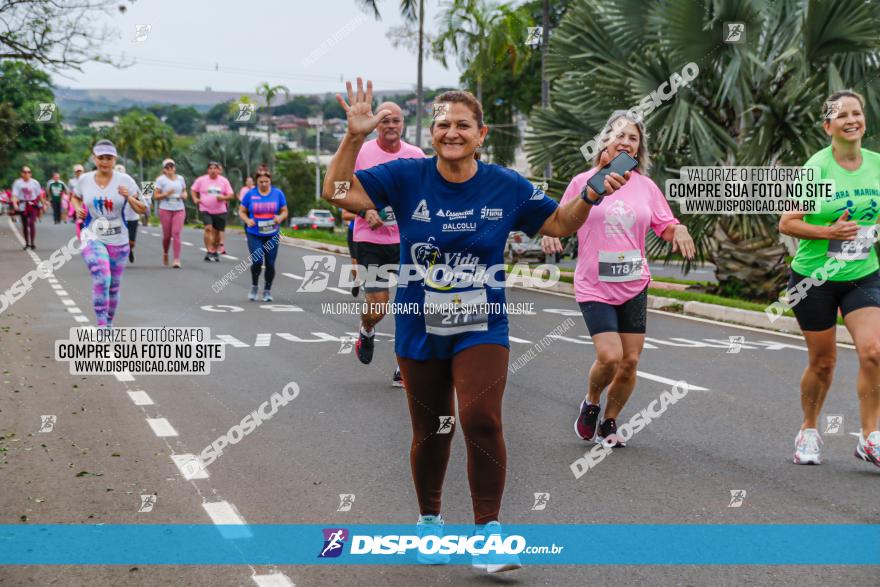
356;157;558;360
241;187;286;237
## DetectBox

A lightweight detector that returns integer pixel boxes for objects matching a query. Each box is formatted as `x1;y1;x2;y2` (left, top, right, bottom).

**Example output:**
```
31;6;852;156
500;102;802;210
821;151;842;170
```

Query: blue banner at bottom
1;524;878;565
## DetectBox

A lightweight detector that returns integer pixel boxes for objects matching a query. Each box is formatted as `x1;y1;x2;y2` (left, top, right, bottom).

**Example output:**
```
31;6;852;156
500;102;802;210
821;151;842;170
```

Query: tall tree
526;0;880;300
110;111;174;183
0;0;132;71
359;0;426;147
256;83;290;170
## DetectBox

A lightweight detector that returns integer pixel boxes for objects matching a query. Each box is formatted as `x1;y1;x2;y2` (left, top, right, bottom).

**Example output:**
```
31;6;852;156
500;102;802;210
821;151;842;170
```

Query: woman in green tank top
779;90;880;470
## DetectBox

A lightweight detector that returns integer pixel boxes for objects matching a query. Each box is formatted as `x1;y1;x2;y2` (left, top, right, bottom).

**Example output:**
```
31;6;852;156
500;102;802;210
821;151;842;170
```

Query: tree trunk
708;222;788;301
415;0;425;149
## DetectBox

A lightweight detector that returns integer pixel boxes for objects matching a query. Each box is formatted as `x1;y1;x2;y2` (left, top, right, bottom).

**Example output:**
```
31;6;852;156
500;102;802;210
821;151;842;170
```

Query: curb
279;236;853;345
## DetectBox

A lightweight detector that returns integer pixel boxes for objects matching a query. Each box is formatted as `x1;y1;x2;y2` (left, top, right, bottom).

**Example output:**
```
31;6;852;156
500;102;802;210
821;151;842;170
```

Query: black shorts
346;226;358;259
355;241;399;292
578;286;649;336
788;270;880;331
126;219;138;243
201;212;226;231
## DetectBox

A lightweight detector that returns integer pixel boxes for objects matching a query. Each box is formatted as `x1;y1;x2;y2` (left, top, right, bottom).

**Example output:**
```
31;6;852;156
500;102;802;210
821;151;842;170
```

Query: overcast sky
59;0;463;94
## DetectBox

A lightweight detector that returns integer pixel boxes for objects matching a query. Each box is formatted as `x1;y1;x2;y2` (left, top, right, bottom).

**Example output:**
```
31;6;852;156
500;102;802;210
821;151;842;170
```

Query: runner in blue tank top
322;78;630;572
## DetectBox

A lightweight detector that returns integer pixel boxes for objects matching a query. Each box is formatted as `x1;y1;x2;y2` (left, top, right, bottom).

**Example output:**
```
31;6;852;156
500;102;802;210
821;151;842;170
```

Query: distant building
88;120;115;130
205;124;229;133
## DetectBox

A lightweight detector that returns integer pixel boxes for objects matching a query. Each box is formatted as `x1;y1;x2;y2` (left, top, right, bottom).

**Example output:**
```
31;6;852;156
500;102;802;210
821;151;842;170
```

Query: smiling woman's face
431;102;488;163
604;120;641;161
825;96;866;143
94;154;116;173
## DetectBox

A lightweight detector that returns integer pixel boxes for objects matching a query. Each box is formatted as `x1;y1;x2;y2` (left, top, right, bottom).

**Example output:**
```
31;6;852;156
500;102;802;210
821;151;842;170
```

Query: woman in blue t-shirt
238;166;288;302
321;78;629;572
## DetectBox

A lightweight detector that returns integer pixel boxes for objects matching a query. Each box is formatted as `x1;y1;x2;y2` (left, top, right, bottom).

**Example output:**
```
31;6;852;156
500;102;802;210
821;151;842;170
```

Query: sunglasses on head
164;163;175;168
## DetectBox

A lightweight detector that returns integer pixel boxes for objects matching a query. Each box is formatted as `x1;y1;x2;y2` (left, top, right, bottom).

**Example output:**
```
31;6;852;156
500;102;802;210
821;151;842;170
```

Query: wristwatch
580;185;603;206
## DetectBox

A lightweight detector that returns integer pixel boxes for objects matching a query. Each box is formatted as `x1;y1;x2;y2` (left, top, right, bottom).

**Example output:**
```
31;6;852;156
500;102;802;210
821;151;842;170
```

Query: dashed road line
252;572;295;587
171;454;210;479
127;390;154;405
146;417;179;437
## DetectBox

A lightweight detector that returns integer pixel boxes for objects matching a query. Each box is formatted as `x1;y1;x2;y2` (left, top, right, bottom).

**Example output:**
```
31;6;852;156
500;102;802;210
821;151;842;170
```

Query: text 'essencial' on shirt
355;157;558;360
241;187;287;237
353;139;426;245
191;174;233;215
791;146;880;282
74;171;140;246
561;169;678;305
155;175;187;212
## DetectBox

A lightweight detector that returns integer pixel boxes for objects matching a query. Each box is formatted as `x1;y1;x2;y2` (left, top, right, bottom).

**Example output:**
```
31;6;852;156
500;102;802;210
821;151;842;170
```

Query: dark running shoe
352;284;360;298
204;254;212;262
392;366;404;387
355;330;374;365
574;400;601;441
598;417;626;448
128;250;134;263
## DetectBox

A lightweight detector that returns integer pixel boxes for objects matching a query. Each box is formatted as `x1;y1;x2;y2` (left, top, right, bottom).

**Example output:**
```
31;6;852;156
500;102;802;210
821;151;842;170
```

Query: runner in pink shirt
191;162;234;261
542;110;695;447
351;101;426;387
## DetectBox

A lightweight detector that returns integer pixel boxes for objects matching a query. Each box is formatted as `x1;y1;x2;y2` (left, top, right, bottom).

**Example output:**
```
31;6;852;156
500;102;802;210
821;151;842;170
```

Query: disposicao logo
318;528;348;558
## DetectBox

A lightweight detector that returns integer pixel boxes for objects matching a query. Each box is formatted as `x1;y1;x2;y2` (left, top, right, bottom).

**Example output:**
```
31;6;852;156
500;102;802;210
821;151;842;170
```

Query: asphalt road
1;217;877;586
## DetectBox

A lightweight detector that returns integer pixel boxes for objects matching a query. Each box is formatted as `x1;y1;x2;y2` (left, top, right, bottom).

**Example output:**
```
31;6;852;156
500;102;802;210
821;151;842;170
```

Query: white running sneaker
855;430;880;469
793;428;822;465
416;515;450;565
471;521;522;573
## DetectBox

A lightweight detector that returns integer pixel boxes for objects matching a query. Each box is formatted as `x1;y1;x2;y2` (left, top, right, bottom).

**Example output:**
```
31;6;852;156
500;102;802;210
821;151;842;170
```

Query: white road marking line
255;333;272;347
55;290;68;296
114;371;135;382
216;334;250;348
547;334;591;345
202;501;253;539
283;273;303;280
328;286;349;295
182;241;193;246
850;432;861;438
66;307;82;314
74;315;89;323
60;298;76;306
222;254;238;260
636;370;708;391
50;284;62;289
171;454;209;479
127;390;154;405
252;572;295;587
508;336;532;344
146;418;178;437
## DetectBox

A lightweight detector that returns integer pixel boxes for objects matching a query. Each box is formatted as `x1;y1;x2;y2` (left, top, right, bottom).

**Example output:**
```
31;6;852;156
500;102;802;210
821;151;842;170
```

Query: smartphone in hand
587;151;638;196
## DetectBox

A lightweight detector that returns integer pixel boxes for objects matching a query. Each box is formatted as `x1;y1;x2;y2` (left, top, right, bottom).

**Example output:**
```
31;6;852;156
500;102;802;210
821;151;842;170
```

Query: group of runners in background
4;78;879;573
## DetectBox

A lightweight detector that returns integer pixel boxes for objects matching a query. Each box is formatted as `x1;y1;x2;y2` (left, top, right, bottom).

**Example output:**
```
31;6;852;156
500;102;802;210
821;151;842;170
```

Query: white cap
92;140;118;157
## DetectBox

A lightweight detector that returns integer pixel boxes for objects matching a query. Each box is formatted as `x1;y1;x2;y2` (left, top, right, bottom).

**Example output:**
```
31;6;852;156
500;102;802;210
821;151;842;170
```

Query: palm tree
180;132;271;187
359;0;426;147
526;0;880;300
434;0;497;104
256;82;290;169
111;111;173;183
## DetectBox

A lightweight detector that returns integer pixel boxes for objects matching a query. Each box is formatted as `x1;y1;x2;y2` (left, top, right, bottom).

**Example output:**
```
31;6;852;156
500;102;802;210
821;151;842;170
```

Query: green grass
279;227;348;247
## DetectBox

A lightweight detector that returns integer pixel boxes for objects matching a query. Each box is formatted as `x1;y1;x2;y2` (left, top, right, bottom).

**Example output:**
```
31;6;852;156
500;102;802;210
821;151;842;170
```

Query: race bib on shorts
257;219;277;235
598;249;644;282
424;288;489;336
827;225;878;261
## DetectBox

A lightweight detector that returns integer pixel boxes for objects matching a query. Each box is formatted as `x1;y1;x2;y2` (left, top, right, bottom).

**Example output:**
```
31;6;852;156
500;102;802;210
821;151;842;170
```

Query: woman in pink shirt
543;110;695;447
